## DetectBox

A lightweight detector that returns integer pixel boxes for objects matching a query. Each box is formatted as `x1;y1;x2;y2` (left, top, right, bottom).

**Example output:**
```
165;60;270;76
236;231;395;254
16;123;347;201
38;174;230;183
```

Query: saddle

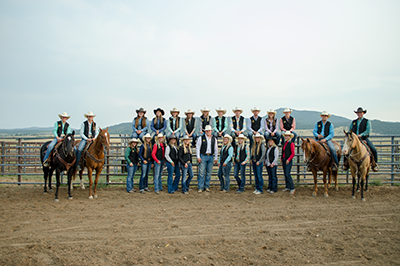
361;140;376;164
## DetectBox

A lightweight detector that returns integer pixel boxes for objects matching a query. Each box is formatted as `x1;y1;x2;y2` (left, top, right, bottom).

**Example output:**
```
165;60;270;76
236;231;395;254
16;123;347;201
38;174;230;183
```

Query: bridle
304;140;328;171
54;136;76;171
345;132;369;168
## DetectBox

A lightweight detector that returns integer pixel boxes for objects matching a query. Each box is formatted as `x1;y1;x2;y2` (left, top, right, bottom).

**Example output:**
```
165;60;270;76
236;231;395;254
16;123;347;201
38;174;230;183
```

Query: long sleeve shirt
178;146;192;165
349;118;371;137
282;142;295;162
124;147;139;165
196;135;218;161
166;117;182;134
218;146;234;164
265;146;279;167
151;143;165;164
213;116;228;133
229;116;246;132
52;121;72;138
280;117;296;132
264;118;280;134
235;144;250;164
246;116;265;133
132;118;149;133
185;118;198;134
252;144;266;164
165;145;179;163
150;118;167;132
80;121;100;140
139;144;152;162
313;121;334;141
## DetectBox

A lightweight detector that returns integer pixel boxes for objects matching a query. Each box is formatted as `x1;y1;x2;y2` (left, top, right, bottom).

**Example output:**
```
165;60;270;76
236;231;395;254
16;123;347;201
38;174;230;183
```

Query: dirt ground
0;184;399;265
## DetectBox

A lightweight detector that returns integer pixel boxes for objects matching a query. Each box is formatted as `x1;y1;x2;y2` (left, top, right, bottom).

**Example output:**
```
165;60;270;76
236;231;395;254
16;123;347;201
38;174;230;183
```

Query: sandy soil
0;184;399;265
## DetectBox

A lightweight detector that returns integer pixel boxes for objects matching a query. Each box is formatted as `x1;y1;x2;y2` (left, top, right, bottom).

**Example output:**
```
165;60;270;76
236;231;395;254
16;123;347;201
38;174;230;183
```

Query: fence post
391;136;395;186
296;138;300;183
1;141;4;175
106;149;110;184
18;138;22;185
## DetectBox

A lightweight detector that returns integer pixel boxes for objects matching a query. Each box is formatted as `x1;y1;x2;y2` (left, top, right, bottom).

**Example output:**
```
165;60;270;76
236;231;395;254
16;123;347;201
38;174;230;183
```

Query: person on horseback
43;112;72;167
75;111;99;171
343;107;378;171
312;111;339;171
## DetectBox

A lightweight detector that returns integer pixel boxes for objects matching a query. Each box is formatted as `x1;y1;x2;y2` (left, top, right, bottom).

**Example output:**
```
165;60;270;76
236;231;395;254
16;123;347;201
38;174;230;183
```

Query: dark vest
252;143;263;161
200;136;216;155
143;144;152;160
168;144;178;162
266;119;276;132
282;141;293;161
169;117;180;131
200;115;211;129
236;145;247;163
250;116;262;131
185;118;195;133
220;146;231;164
281;116;294;131
57;121;69;137
179;146;192;164
268;147;276;164
231;116;244;130
215;116;226;132
153;118;164;130
128;147;139;164
155;144;164;161
83;121;96;138
317;121;331;138
351;118;369;138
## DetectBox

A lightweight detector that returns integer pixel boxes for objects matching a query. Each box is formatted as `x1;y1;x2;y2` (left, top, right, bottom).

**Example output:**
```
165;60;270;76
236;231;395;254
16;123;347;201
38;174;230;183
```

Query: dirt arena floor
0;184;399;265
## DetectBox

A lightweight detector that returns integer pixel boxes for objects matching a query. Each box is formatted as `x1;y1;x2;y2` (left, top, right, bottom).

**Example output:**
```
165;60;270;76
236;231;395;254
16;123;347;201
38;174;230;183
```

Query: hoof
49;189;53;192
54;199;59;202
89;196;93;199
81;186;86;190
68;197;73;200
351;196;355;199
356;189;360;192
312;193;317;197
324;194;329;197
94;195;98;199
43;192;47;195
361;198;366;202
335;187;339;191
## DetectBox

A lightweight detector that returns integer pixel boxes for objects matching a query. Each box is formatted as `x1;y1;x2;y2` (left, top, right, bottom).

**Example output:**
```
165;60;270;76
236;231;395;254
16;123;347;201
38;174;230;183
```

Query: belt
205;153;212;156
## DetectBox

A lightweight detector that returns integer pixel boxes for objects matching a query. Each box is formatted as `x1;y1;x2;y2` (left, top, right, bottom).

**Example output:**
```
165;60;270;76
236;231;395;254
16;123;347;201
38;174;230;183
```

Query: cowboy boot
306;163;311;171
342;157;349;171
43;159;50;167
331;162;338;171
371;158;379;172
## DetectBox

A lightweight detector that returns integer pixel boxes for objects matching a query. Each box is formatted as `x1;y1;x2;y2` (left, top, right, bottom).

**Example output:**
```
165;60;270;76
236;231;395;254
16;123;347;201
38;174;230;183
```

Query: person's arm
257;144;266;164
325;123;334;141
138;145;145;161
273;118;279;133
312;122;319;138
196;136;201;159
265;147;271;167
360;119;371;137
273;147;279;166
192;118;198;134
246;118;253;132
291;117;296;131
174;118;182;134
165;146;173;163
224;147;234;165
258;119;264;133
287;142;295;162
124;147;132;164
132;118;138;132
52;122;58;138
150;119;156;132
151;144;159;164
80;122;88;140
280;118;285;131
265;120;272;133
160;119;167;132
244;145;250;164
222;118;228;133
213;138;219;161
166;118;172;133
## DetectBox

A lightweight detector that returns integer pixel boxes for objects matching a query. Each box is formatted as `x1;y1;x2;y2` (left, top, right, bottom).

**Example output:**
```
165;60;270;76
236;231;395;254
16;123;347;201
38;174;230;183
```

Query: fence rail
0;135;399;186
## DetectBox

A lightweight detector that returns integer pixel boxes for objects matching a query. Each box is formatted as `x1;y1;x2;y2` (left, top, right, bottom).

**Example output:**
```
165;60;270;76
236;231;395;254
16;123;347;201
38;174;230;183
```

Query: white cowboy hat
143;133;152;139
215;107;227;115
201;107;210;112
58;112;71;119
84;111;96;118
232;107;243;114
251;107;261;112
223;134;233;145
204;125;212;131
282;108;292;113
155;133;165;142
185;109;195;115
170;107;180;115
182;135;191;141
128;138;140;144
253;132;265;141
237;134;246;139
283;131;294;138
320;111;331;118
267;109;277;115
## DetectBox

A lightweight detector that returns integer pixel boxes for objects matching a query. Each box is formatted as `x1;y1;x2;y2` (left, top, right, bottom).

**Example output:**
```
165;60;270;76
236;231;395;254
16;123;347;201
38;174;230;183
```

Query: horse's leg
365;170;369;192
80;170;85;190
67;170;73;200
334;171;339;191
356;171;361;192
87;167;94;199
312;169;318;197
93;166;101;198
323;171;328;197
351;168;356;199
54;169;61;202
43;169;48;194
360;173;365;201
328;169;332;186
48;169;53;191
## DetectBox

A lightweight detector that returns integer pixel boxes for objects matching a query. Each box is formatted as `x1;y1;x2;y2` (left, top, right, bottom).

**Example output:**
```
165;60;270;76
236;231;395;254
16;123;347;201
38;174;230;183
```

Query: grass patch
369;179;383;186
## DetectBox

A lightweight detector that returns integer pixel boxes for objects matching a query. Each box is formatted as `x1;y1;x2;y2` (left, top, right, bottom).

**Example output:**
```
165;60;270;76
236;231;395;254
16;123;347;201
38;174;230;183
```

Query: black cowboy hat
154;108;165;116
354;107;367;114
136;108;146;114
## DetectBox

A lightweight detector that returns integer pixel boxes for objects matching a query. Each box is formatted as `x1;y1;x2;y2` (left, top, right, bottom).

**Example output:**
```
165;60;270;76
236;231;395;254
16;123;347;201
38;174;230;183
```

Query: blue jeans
166;161;181;193
252;161;264;192
264;131;281;145
150;131;165;138
281;131;298;144
234;162;246;191
365;138;378;162
326;140;339;165
181;163;193;193
153;160;165;192
186;132;198;145
198;154;214;190
246;131;263;147
131;131;147;141
166;131;182;139
282;160;295;190
212;131;226;138
43;138;57;161
126;163;138;192
75;139;87;166
217;162;232;191
139;162;151;190
266;165;278;192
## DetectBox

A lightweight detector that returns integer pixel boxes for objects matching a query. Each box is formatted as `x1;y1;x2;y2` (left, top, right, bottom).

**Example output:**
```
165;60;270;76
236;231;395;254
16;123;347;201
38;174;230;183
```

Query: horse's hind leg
93;167;101;198
80;171;85;190
48;170;54;191
356;172;360;192
360;176;365;201
312;171;318;197
334;171;339;191
67;170;73;200
43;170;48;194
87;168;94;199
54;169;61;202
323;171;329;197
351;169;356;199
365;174;369;192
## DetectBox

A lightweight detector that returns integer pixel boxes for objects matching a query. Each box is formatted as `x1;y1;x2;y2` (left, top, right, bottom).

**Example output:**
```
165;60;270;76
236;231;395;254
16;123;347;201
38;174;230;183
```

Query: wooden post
391;136;395;186
18;138;22;184
296;138;300;183
106;149;110;184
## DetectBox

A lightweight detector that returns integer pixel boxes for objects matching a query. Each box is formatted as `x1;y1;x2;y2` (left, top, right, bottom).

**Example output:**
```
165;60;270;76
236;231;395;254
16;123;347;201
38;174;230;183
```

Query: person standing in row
264;109;281;145
165;135;181;194
125;138;140;193
281;131;296;195
76;111;99;171
229;107;246;150
251;133;266;195
151;133;165;194
265;138;279;194
233;134;250;193
151;108;167;138
218;135;234;193
247;107;264;147
131;108;149;141
280;108;298;144
138;133;153;193
196;125;218;192
183;109;197;145
199;107;213;136
43;112;72;167
179;135;193;195
166;108;182;143
213;107;228;138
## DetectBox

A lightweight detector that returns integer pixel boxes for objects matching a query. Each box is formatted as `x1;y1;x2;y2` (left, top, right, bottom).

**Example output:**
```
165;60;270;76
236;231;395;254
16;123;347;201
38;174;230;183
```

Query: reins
346;134;370;168
54;139;76;171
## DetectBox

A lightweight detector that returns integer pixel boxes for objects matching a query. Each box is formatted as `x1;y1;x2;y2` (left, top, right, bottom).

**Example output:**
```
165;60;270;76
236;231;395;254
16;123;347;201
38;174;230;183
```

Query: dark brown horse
342;130;371;201
301;138;341;197
73;128;110;199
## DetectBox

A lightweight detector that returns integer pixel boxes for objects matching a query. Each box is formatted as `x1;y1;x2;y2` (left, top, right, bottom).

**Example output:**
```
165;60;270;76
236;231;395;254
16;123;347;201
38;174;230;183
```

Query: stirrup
342;164;349;171
43;160;50;167
306;164;311;171
331;163;338;171
372;163;379;172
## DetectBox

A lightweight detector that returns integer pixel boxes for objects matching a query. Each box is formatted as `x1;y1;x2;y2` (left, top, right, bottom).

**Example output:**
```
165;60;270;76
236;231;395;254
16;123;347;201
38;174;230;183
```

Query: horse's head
342;129;356;156
63;131;75;157
98;127;110;151
300;138;315;164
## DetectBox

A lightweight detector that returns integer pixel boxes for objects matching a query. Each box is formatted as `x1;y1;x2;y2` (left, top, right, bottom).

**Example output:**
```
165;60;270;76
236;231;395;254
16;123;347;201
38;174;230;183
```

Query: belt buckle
206;153;211;156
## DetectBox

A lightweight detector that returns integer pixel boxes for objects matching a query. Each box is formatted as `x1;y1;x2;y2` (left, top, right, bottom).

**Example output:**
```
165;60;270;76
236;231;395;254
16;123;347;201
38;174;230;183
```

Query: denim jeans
266;165;278;192
252;161;264;192
75;139;87;166
247;131;263;147
217;162;232;191
153;159;165;192
186;132;198;146
166;131;182;139
181;163;193;193
212;131;226;138
126;163;138;192
43;138;58;161
131;131;147;141
139;162;151;190
151;131;165;138
234;162;246;191
365;138;378;162
281;131;298;144
282;160;295;190
166;161;181;193
198;154;214;190
326;140;339;164
264;131;281;145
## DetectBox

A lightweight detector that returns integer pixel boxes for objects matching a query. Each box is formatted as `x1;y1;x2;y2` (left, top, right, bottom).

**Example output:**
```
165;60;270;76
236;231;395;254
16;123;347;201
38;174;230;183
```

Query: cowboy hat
320;111;331;118
215;107;226;115
153;108;165;116
84;111;96;118
143;133;152;139
237;134;247;139
251;107;261;112
204;125;212;131
201;107;210;112
128;138;140;144
136;108;146;114
182;135;191;141
282;108;292;113
223;134;233;145
232;107;243;114
282;131;294;138
168;134;177;140
155;133;165;141
354;107;367;114
58;112;71;119
253;132;265;142
267;109;277;116
185;109;195;115
170;107;180;115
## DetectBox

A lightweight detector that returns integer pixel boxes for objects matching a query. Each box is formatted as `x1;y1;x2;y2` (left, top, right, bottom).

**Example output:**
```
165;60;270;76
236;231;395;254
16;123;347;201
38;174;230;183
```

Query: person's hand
219;132;223;137
151;164;154;168
188;132;192;137
56;137;63;141
218;163;220;167
129;163;133;167
143;160;148;164
200;130;203;134
157;161;161;165
253;131;257;135
286;161;290;165
197;158;202;163
156;130;159;135
320;139;327;143
223;163;227;167
185;163;188;168
256;162;260;166
318;134;323;139
358;135;361;138
172;132;175;136
271;132;275;137
137;130;142;134
213;159;218;165
171;162;175;167
88;138;93;142
241;162;246;165
235;130;240;136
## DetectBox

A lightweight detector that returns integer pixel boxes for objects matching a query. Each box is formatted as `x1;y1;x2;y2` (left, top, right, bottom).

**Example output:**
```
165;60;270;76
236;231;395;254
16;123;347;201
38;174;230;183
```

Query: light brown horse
301;138;341;197
74;127;110;199
342;130;370;201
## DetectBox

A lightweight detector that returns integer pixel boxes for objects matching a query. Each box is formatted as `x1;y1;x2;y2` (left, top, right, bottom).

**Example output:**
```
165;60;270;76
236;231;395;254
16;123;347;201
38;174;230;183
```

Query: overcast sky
0;0;399;129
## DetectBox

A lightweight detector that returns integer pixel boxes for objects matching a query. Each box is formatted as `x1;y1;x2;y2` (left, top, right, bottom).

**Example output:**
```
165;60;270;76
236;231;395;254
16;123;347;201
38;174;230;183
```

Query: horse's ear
307;139;310;143
72;130;75;136
99;127;102;131
300;137;304;142
343;129;346;134
349;129;353;134
106;127;109;131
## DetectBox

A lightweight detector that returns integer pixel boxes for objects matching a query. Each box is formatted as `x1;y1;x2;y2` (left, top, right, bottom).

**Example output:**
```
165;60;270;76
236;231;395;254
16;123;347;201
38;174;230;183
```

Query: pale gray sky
0;0;399;129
